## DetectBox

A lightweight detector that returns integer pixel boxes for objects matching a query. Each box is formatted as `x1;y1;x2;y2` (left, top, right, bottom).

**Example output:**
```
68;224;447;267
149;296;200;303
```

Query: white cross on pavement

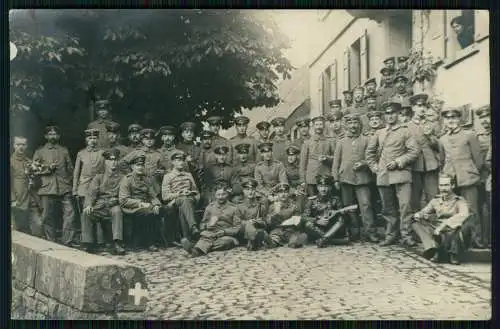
128;282;148;305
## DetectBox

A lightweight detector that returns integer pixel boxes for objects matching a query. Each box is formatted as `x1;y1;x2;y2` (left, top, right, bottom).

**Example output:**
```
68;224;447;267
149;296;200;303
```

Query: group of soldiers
11;55;491;265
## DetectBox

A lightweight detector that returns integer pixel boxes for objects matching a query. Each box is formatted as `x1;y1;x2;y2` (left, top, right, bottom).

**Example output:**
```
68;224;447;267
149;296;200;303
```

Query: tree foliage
10;10;293;132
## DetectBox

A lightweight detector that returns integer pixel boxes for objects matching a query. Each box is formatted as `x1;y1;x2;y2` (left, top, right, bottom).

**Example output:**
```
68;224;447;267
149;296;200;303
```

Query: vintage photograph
10;9;491;320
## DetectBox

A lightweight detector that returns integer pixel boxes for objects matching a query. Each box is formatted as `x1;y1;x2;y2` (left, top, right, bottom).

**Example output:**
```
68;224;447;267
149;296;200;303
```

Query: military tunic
82;170;125;243
232;161;256;196
202;162;238;204
106;143;130;160
254;160;288;195
230;135;258;164
266;199;304;247
299;134;335;187
194;201;241;254
73;148;105;197
302;195;348;243
412;194;473;258
239;198;269;243
11;153;39;233
271;135;289;164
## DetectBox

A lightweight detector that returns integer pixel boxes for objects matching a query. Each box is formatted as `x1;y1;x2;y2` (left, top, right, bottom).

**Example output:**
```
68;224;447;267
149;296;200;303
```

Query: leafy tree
10;9;293;153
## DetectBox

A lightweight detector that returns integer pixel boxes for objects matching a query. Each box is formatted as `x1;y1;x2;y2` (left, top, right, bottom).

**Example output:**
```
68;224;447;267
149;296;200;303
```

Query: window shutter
318;74;324;115
475;10;489;42
428;10;447;62
343;49;350;91
360;30;369;83
329;59;338;100
322;70;330;114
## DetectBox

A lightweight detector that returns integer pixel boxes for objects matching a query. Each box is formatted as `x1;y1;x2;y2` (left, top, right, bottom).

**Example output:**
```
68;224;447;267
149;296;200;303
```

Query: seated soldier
162;150;200;248
265;183;307;249
303;175;351;248
184;181;242;257
411;174;473;265
118;152;163;252
81;149;126;255
238;178;270;251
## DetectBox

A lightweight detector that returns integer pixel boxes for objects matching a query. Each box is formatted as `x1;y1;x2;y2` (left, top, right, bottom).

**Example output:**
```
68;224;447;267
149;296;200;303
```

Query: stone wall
11;231;148;320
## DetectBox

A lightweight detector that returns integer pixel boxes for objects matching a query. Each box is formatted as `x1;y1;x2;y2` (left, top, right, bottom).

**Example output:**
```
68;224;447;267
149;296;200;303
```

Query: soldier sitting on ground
303;175;352;248
238;178;270;251
81;149;126;255
185;181;242;257
411;174;474;265
119;153;164;251
264;183;306;249
162;150;201;249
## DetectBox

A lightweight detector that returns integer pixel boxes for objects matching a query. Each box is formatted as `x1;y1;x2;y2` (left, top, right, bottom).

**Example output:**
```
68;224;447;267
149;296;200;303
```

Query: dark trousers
168;197;197;241
477;183;490;246
411;170;439;212
124;208;163;248
378;183;412;241
306;184;317;196
456;184;481;245
39;194;76;245
340;183;376;237
412;218;473;260
12;208;31;234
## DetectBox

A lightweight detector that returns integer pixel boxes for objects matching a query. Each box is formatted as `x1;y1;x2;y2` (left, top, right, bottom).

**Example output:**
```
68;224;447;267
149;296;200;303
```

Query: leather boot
449;253;460;265
430;251;439;263
113;241;126;255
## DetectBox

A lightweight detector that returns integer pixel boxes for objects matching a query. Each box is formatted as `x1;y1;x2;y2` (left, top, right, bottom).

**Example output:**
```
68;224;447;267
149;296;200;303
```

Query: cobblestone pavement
98;243;491;320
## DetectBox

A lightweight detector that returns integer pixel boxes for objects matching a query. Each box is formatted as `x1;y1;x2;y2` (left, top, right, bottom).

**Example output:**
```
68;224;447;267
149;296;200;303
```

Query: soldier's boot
113;241;126;256
430;251;440;263
317;220;345;248
83;243;97;254
190;247;204;258
449;253;460;265
180;237;194;253
379;237;397;247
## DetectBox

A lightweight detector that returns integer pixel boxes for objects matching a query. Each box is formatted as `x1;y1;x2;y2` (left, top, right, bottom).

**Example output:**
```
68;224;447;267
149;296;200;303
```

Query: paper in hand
279;215;302;227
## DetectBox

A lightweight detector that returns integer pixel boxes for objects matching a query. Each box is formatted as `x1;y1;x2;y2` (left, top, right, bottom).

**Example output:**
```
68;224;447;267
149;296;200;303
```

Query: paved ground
98;243;491;320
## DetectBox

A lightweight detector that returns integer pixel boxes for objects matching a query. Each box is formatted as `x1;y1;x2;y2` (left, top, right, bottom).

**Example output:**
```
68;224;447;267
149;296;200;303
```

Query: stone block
12;231;148;316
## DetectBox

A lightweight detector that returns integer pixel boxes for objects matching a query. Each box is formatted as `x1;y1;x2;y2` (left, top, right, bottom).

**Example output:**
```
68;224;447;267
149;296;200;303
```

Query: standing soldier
407;93;440;212
73;129;105;217
391;75;413;104
300;116;335;196
125;124;143;154
364;78;378;100
270;117;289;164
202;145;238;206
33;125;77;246
383;56;396;73
328;99;343;112
255;121;271;160
206;116;232;162
11;136;40;234
332;113;378;242
293;117;311;150
187;181;242;257
399;98;413;124
302;175;351;247
365;101;420;247
105;122;129;159
284;145;306;213
232;143;256;203
439;107;484;249
177;121;203;180
254;142;288;198
364;111;385;217
475;105;491;248
87;99;118;149
239;178;270;250
156;125;178;172
352;86;366;112
377;67;395;105
162;150;201;249
122;128;166;195
342;90;353;108
81;149;126;255
365;95;379;112
230;116;257;164
199;130;216;169
396;55;412;95
118;153;163;251
325;110;345;140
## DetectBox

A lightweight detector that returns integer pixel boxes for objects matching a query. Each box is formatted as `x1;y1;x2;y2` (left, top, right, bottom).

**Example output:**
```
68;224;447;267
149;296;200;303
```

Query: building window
318;60;337;115
344;30;368;89
449;10;475;50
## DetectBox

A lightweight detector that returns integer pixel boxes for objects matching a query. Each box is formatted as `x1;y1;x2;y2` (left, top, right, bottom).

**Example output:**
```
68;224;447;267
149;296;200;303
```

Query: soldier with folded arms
81;149;126;255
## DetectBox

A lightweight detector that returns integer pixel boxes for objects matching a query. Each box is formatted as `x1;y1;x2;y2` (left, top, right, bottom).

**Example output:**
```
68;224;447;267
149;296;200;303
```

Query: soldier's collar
387;124;404;131
45;142;58;149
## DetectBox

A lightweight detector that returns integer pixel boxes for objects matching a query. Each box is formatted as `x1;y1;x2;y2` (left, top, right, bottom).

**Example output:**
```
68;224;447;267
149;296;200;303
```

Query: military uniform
475;106;491;247
255;121;272;160
325;110;345;140
265;184;305;248
363;78;378;104
124;124;143;155
439;108;484;247
162;151;200;243
202;145;238;205
104;122;130;160
230;116;258;164
302;181;349;247
342;90;353;108
192;195;241;255
11;150;40;234
198;130;217;170
270;117;289;164
156;125;178;172
365;102;420;245
33;126;77;245
238;179;270;250
254;142;288;196
177;122;203;177
73;129;105;200
88;100;118;149
207;116;233;163
376;67;395;105
299;117;335;196
284;145;306;213
412;193;473;264
81;149;125;254
332;114;377;240
232;143;256;200
118;154;163;250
